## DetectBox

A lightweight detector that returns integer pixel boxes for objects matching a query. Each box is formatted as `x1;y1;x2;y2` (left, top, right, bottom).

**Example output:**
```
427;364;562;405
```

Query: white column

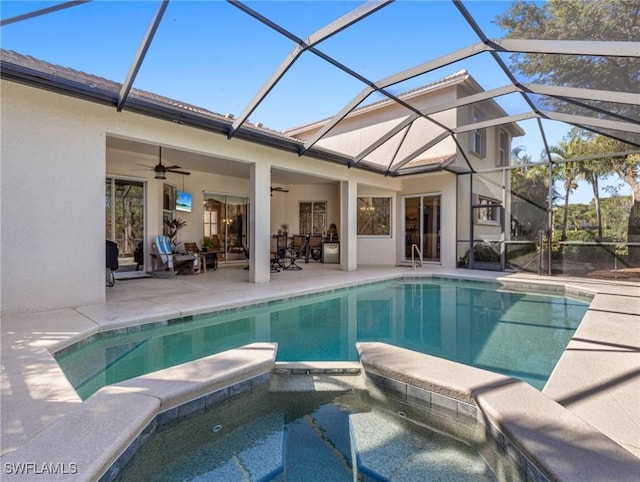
340;180;357;271
250;162;270;283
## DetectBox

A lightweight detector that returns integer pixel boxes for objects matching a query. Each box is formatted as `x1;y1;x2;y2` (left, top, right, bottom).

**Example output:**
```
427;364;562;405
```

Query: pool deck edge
1;266;638;470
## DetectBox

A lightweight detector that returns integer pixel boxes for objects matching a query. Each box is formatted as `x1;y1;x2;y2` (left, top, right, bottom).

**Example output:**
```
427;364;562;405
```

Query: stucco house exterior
1;50;522;315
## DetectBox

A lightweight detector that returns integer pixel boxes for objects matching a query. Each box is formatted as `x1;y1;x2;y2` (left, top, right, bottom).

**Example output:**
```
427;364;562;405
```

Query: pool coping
2;268;639;474
357;342;639;481
1;343;278;481
3;341;636;482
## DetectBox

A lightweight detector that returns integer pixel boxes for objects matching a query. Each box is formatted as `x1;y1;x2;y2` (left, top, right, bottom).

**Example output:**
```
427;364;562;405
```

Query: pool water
117;389;512;481
56;278;589;399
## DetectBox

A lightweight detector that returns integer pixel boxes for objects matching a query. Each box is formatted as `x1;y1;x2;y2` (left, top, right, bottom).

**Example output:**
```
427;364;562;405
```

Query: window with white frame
299;201;326;235
470;108;486;157
476;196;500;224
357;197;391;236
498;129;509;166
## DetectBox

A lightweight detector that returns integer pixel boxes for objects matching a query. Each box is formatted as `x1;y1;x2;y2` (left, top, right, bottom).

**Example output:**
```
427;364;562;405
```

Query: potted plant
201;236;216;252
164;218;187;246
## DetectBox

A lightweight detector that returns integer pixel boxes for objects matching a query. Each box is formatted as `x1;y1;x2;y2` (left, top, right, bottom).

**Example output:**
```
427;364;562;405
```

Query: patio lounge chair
152;235;198;275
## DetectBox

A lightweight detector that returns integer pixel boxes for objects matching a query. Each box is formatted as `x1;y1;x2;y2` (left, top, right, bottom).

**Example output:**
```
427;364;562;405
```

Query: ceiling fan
137;146;191;179
270;186;289;196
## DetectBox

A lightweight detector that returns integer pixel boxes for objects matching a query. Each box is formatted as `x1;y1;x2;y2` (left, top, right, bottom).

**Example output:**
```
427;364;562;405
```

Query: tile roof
0;49;292;140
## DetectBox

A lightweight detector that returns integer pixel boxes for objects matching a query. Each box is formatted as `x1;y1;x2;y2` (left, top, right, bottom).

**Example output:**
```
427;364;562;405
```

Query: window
203;204;218;237
299;201;326;235
162;183;176;234
498;130;509;166
470;108;486;157
476;196;500;224
358;197;391;236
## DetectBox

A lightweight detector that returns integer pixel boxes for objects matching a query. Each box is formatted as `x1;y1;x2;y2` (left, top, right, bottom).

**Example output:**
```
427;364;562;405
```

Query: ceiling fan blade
136;163;155;169
167;169;191;175
164;165;181;170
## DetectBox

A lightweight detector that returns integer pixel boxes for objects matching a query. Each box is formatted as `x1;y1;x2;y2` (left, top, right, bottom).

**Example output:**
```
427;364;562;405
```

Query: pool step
272;361;362;376
350;410;495;481
283;405;353;481
271;362;365;393
160;413;286;481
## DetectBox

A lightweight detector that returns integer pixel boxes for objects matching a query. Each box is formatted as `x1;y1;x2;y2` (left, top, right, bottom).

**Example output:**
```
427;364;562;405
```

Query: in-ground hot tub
116;375;521;481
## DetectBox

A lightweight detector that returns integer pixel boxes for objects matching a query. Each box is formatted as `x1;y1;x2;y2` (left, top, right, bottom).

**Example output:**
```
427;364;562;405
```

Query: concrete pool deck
1;265;638;474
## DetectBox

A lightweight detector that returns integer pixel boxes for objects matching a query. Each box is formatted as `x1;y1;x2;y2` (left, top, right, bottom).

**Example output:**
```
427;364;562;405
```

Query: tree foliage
548;134;590;240
495;0;639;141
495;0;640;91
509;146;550;240
496;0;640;263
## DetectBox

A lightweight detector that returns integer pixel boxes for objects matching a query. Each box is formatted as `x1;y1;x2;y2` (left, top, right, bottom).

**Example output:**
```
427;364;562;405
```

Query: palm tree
548;136;588;241
577;158;613;240
509;146;551;239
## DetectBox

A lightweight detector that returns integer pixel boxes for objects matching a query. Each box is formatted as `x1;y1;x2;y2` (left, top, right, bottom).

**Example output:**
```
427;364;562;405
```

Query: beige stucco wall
1;80;408;314
356;184;398;266
294;86;459;167
1;80;107;314
6;72;516;313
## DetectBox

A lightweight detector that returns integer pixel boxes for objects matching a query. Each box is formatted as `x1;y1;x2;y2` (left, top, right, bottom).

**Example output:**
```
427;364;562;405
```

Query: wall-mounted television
176;191;193;213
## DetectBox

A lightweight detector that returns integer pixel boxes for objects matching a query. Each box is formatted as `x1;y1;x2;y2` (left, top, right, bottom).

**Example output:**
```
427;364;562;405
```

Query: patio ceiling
1;0;638;177
106;136;334;185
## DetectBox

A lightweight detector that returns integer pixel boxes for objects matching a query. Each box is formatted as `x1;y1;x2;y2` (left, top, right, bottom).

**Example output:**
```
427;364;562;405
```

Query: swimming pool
56;278;589;399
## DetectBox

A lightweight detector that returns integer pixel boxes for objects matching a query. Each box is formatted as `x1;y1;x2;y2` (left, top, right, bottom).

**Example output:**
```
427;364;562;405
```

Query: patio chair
175;242;203;274
285;235;304;270
152;235;197;275
106;240;119;286
270;237;281;272
276;234;288;268
308;235;323;261
292;235;307;260
133;241;144;270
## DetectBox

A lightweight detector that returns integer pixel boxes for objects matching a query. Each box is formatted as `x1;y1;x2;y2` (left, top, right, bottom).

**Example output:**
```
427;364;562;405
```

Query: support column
250;162;270;283
340;179;357;271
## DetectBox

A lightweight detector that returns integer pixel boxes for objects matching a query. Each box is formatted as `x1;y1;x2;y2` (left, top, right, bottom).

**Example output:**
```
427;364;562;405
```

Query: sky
0;0;629;203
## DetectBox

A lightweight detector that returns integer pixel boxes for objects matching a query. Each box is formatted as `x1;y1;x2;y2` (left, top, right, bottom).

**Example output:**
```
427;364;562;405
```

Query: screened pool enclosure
1;0;638;280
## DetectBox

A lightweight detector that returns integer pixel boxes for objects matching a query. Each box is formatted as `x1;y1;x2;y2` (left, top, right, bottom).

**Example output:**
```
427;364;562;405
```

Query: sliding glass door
203;193;250;263
403;195;440;263
105;177;146;278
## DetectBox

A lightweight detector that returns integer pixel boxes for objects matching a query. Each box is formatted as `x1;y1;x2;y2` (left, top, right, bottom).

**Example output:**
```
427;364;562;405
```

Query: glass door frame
203;192;250;265
401;193;441;264
105;175;147;279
